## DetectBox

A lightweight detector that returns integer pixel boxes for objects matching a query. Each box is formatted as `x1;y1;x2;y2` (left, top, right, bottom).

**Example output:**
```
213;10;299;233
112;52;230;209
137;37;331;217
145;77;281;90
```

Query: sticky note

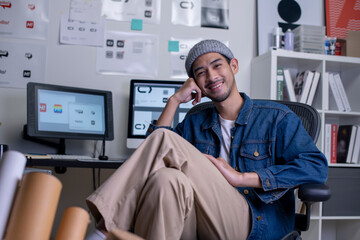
168;41;180;52
131;19;143;31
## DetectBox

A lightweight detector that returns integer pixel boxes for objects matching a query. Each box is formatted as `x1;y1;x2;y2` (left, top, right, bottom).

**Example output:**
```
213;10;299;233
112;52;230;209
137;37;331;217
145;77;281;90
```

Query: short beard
209;89;231;102
208;79;234;103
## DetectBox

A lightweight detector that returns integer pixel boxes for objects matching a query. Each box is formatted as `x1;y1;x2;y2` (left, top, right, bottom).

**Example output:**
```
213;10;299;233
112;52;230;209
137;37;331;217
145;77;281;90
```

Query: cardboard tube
5;172;62;240
55;207;90;240
0;151;26;239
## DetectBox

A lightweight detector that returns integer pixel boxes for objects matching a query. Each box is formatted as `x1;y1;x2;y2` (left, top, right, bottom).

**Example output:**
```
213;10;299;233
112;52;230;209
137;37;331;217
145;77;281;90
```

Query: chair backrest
186;99;321;143
269;100;321;143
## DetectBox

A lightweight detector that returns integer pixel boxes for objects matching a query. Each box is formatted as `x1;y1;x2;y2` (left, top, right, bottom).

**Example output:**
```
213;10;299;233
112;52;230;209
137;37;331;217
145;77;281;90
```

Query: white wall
0;0;257;237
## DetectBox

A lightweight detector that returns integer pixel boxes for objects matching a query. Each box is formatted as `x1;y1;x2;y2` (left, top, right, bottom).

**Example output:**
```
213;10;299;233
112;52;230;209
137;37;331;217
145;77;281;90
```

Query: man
86;39;328;240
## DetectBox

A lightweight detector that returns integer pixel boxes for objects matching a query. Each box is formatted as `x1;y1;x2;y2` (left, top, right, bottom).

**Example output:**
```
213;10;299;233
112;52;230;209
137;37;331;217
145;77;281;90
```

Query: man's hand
172;78;203;106
155;78;203;127
204;154;262;188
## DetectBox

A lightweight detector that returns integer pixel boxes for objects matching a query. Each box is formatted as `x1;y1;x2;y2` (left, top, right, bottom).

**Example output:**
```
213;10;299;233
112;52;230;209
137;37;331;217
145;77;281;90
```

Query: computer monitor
127;79;210;149
26;82;114;154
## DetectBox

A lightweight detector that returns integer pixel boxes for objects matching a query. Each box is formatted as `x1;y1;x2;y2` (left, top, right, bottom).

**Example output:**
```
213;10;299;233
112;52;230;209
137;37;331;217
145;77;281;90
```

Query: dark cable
92;168;96;190
97;168;101;188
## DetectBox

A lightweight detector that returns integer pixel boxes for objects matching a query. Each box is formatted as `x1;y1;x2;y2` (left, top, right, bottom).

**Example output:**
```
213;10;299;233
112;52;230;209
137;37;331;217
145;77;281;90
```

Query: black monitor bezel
127;79;185;139
27;82;114;141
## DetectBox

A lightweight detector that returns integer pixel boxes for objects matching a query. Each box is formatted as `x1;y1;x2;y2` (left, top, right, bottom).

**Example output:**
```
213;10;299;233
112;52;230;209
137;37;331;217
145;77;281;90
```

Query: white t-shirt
218;114;235;162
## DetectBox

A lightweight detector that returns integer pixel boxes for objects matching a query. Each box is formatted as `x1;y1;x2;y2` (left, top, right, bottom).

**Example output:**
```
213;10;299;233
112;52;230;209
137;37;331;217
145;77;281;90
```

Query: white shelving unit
251;49;360;240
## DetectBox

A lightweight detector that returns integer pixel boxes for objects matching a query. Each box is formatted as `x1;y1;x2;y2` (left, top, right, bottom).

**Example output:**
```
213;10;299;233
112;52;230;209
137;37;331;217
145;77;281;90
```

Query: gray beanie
185;39;234;78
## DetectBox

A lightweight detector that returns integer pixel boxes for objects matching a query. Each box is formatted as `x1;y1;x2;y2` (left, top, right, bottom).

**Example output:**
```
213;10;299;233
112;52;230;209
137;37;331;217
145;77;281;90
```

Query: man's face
192;52;237;103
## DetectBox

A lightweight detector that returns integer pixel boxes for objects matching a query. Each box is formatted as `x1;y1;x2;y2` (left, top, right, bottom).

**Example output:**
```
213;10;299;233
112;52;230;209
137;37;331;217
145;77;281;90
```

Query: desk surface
26;157;124;169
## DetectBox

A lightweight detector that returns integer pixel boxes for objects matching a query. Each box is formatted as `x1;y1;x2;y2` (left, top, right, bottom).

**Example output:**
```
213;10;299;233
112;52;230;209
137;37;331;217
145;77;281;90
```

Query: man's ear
230;58;239;74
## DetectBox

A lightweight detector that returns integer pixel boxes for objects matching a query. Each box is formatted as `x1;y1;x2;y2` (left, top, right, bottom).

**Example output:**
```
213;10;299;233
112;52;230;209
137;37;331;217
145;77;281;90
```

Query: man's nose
207;68;218;81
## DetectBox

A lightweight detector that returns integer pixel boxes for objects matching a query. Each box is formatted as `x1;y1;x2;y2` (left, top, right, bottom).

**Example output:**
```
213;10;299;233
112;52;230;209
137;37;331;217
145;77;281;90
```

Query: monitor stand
23;125;67;154
98;138;108;160
58;138;66;154
55;139;67;173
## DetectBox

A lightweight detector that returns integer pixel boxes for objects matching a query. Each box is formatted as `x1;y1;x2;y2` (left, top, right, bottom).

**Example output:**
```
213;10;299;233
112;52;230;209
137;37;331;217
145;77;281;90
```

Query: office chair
185;99;331;240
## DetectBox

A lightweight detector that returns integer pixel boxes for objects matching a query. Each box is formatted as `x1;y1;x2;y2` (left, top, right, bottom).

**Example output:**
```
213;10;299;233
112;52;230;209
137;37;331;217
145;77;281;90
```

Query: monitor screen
27;82;114;142
127;79;210;149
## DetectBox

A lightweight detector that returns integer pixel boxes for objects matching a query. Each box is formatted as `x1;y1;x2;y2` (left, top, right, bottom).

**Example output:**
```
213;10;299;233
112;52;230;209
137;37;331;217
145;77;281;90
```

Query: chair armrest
293;183;331;232
298;183;331;202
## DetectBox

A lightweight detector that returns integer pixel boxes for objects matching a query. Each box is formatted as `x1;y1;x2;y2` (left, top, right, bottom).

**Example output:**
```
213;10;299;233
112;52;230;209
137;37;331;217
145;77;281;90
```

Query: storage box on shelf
293;25;325;54
251;49;360;240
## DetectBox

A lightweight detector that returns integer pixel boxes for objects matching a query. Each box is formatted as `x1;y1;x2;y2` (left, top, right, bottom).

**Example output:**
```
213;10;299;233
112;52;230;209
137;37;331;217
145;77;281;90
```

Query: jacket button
235;166;239;171
244;189;249;194
257;216;261;221
149;127;153;132
266;178;271;187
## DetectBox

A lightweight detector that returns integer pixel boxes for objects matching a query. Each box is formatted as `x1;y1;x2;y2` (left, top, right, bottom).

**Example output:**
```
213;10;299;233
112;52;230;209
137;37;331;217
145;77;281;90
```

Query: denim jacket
147;93;328;240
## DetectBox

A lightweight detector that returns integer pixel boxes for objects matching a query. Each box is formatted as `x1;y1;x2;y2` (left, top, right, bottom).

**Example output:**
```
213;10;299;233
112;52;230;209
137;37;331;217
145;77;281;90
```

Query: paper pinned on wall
168;41;180;52
169;37;203;79
131;19;143;31
171;0;229;29
0;40;46;89
69;0;102;23
96;31;159;78
101;0;161;24
0;0;49;40
60;14;105;47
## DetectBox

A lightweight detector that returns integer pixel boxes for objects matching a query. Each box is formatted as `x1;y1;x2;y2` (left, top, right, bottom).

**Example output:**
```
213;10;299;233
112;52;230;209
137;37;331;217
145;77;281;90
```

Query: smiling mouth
207;81;223;91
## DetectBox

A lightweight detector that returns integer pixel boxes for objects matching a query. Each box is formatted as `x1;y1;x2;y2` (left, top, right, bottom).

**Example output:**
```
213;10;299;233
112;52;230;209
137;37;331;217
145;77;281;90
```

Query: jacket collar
201;92;252;131
236;92;252;125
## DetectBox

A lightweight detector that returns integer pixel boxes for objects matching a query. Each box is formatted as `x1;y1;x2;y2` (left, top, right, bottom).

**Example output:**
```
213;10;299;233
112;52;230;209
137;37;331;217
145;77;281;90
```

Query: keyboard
48;154;97;160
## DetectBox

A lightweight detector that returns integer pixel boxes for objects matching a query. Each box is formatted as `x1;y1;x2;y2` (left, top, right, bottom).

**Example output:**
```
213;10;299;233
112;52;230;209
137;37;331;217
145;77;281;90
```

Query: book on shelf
351;125;360;164
324;123;331;164
328;73;346;112
323;72;329;110
293;70;314;103
345;125;357;164
324;124;360;165
337;125;354;164
282;69;296;102
276;67;284;100
333;73;351;112
330;124;338;164
306;71;320;106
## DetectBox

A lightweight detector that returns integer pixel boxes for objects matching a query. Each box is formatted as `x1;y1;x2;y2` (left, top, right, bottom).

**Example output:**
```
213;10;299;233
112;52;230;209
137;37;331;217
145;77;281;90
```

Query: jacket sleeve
254;112;328;203
145;121;172;137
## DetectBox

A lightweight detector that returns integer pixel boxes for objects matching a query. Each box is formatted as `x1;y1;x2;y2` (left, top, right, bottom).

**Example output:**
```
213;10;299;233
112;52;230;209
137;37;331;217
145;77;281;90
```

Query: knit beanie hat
185;39;234;78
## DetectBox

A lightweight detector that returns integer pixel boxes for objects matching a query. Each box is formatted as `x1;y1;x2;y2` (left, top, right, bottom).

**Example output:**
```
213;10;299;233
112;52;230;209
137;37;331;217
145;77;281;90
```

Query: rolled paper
106;229;145;240
5;172;62;240
0;151;26;240
55;207;90;240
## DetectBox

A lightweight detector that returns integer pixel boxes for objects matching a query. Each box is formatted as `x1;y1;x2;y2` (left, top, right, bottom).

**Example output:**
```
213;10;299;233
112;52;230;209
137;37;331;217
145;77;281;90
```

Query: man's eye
197;71;204;76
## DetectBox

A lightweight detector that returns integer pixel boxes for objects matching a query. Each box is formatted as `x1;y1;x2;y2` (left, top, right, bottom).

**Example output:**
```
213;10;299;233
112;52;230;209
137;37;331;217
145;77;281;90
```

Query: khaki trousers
86;129;250;240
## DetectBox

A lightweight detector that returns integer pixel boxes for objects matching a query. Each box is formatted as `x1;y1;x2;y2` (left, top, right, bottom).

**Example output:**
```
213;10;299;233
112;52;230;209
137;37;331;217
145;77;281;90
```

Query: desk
26;158;124;169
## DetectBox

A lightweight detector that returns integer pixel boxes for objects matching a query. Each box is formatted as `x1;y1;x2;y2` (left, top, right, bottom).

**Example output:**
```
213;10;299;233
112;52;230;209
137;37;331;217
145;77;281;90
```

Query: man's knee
148;128;183;142
149;168;191;193
146;168;194;217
